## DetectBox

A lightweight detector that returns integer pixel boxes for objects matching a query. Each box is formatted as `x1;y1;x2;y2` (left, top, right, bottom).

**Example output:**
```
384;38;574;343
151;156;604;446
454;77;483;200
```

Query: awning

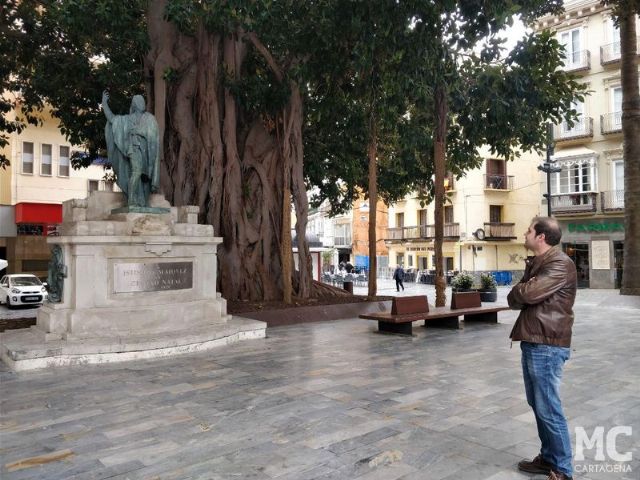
551;147;596;161
14;203;63;224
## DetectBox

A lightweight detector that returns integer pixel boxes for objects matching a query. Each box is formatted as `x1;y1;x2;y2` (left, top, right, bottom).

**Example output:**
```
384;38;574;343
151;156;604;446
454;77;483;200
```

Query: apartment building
385;150;542;279
0;101;111;277
535;0;633;288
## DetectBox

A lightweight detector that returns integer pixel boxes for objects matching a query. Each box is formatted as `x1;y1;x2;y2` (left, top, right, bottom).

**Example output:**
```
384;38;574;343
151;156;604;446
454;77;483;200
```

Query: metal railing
385;223;460;241
600;42;621;65
483;174;514;190
550;192;598;214
483;222;516;239
601;112;622;134
562;50;590;72
601;190;625;211
554;117;594;141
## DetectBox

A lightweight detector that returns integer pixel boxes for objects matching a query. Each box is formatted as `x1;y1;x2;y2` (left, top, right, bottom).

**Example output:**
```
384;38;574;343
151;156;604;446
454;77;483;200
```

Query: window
396;254;404;266
610;18;621;54
613;160;624;191
486;159;507;188
612;87;622;127
59;146;70;176
444;205;454;224
22;142;34;174
562;100;586;135
17;224;43;236
407;255;413;267
489;205;502;223
550;159;597;194
395;212;404;228
418;209;427;226
88;180;99;193
559;27;582;68
41;144;52;175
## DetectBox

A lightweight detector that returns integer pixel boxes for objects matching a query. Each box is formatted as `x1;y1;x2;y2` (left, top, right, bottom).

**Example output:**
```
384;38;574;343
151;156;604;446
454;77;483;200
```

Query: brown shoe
518;454;553;474
547;471;573;480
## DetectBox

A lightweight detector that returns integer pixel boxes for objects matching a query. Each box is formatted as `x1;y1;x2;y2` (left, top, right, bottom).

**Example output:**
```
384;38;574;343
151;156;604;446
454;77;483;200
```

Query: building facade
0;100;111;278
386;149;542;281
535;0;635;288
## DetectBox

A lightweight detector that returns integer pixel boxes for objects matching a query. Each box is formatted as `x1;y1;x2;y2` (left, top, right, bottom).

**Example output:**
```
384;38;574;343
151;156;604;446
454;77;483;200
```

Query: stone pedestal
0;192;266;371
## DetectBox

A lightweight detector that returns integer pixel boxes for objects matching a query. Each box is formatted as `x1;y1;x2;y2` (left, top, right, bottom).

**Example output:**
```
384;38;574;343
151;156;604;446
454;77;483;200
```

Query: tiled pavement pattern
1;285;638;479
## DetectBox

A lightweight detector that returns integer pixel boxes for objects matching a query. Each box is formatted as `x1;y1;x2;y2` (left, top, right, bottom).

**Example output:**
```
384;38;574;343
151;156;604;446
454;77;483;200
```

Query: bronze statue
102;91;160;208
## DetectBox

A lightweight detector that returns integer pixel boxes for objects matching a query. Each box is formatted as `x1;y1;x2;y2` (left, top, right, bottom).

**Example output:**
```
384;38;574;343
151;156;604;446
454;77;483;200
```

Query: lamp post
537;123;562;217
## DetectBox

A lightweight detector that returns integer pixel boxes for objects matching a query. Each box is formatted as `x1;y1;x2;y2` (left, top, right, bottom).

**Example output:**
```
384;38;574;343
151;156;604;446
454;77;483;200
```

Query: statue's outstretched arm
102;90;115;122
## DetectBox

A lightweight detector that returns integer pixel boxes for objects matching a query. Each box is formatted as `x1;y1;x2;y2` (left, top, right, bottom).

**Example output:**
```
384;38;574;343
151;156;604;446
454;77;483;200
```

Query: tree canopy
3;0;586;300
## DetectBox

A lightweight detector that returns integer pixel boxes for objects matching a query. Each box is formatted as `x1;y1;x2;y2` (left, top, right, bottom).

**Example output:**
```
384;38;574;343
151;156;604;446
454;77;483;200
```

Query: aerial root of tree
145;0;311;301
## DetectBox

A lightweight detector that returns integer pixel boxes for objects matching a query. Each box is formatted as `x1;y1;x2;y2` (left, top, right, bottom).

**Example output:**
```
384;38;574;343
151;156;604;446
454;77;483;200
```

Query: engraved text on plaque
114;262;193;293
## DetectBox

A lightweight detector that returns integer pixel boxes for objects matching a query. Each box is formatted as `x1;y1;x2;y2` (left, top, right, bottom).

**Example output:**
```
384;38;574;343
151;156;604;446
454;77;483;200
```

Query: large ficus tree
6;0;342;301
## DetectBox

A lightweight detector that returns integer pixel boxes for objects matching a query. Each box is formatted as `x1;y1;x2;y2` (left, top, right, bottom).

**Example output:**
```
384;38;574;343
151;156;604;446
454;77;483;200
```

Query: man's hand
102;90;110;104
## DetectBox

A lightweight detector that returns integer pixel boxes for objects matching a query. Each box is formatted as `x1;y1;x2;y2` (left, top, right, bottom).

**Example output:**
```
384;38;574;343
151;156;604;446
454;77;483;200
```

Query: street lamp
537;123;562;217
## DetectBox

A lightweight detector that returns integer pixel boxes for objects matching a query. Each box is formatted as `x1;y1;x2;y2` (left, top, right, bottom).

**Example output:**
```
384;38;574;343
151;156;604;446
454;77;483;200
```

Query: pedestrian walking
507;217;577;480
393;265;405;292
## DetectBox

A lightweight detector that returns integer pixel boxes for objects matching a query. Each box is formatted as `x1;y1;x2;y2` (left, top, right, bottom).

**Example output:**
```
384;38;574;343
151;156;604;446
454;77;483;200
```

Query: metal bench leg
378;321;413;335
464;312;498;323
424;316;462;329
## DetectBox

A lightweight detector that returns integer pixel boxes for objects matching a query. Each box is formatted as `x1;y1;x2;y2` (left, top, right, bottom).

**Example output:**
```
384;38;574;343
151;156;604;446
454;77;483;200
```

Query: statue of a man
102;91;160;208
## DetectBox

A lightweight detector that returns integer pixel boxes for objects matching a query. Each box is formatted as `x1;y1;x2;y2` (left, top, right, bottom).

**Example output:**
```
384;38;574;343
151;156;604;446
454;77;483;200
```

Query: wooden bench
359;292;510;335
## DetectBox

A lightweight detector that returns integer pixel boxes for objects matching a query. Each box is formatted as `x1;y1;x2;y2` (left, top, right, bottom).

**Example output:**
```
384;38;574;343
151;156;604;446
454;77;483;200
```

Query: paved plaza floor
1;282;638;479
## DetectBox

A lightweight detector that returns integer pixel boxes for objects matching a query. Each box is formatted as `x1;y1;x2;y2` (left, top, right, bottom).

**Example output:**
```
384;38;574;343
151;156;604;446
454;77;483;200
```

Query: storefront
558;218;624;289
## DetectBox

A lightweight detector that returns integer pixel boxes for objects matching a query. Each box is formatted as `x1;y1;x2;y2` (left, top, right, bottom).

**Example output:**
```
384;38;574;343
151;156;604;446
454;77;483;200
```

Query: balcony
550;192;598;215
483;222;517;240
601;190;625;212
553;117;594;142
385;223;460;242
601;112;622;135
600;42;621;65
562;50;591;72
484;174;514;191
333;236;352;247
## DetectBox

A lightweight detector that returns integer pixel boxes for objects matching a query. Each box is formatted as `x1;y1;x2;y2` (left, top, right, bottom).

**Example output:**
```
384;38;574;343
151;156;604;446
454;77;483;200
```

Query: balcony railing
601;112;622;135
483;222;516;240
333;235;352;246
562;50;591;72
550;192;598;214
600;42;621;65
385;223;460;241
601;190;625;211
484;174;514;190
554;117;594;141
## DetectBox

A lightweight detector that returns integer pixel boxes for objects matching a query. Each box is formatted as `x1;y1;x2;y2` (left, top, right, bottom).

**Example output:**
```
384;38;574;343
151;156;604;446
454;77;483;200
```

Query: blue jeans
521;341;572;477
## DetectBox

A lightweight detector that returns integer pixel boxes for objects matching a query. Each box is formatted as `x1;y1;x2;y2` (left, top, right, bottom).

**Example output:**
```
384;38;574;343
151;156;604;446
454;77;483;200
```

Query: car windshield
10;277;42;287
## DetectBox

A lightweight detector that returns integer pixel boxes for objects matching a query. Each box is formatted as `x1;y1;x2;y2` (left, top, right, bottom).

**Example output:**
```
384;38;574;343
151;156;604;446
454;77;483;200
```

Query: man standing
508;217;577;480
393;264;405;292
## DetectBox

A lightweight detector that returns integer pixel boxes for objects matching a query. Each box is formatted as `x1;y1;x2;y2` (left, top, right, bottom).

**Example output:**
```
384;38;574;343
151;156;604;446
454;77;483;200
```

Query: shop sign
568;222;624;233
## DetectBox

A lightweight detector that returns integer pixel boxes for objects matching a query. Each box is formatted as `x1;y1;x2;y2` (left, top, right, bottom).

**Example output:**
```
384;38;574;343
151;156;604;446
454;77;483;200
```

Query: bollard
343;281;353;294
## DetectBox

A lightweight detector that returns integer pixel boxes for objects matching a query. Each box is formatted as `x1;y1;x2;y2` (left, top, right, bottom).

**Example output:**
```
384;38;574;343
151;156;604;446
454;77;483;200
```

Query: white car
0;274;48;308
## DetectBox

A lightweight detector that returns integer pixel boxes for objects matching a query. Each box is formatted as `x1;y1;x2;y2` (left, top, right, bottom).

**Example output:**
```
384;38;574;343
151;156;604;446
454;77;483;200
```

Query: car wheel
6;296;13;309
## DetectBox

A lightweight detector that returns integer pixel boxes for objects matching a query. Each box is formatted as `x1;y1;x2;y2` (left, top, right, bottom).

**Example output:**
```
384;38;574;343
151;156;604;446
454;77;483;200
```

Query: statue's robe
105;112;160;197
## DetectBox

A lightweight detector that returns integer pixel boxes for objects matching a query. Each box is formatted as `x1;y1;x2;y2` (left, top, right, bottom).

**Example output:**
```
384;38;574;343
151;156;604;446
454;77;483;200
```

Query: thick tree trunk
619;12;640;295
433;85;448;307
367;123;378;299
145;1;312;301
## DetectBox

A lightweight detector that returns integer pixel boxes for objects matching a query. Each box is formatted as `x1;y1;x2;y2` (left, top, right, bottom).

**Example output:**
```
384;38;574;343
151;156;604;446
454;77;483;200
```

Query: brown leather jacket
508;246;577;347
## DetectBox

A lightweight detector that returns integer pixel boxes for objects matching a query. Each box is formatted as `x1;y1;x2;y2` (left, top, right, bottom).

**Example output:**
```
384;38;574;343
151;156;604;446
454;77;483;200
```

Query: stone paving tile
1;287;638;479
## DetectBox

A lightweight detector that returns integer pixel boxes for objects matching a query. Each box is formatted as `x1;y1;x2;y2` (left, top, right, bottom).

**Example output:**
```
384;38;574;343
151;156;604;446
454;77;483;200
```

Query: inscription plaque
114;261;193;293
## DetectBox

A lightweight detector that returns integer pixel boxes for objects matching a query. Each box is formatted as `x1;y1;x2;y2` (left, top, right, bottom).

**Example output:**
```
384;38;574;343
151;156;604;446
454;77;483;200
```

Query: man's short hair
532;216;562;246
